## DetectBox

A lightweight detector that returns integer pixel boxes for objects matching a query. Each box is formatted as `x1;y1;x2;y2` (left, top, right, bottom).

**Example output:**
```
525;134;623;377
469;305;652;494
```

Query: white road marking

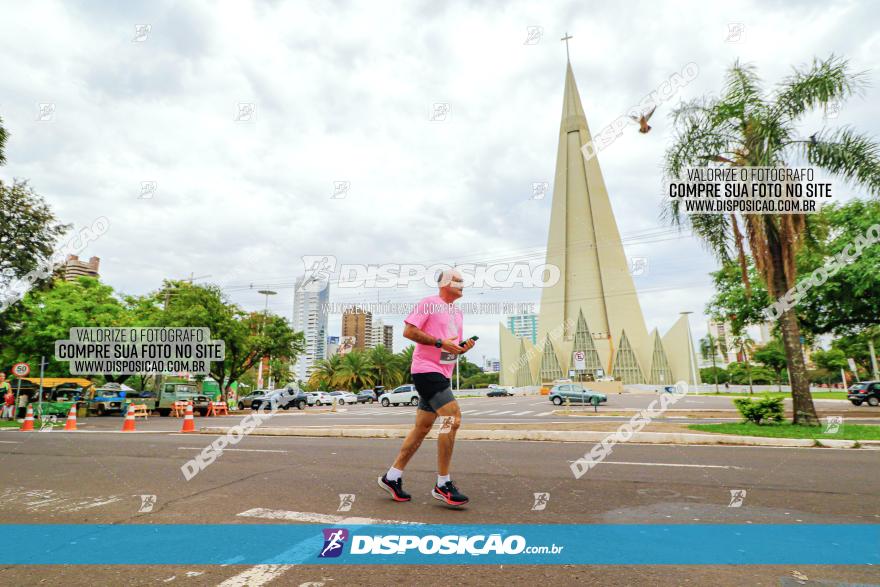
511;411;533;416
0;440;20;444
460;410;478;415
237;508;423;525
221;510;423;585
177;447;287;453
217;565;294;587
0;487;124;512
492;411;515;415
570;460;743;470
536;411;554;416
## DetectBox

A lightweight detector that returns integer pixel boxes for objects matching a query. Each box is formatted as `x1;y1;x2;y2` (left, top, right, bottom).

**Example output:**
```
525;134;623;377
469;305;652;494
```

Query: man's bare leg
434;400;461;476
392;408;437;470
379;409;437;502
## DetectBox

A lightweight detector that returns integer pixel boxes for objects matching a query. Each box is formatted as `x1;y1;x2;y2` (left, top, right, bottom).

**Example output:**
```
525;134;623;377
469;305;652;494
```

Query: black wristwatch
434;338;443;348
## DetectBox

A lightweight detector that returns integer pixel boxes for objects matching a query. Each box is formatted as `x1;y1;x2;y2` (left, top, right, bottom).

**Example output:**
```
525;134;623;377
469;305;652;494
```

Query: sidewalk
197;423;880;449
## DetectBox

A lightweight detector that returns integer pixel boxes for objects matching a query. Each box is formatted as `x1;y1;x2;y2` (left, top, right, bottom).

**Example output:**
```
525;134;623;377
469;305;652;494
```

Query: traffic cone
64;404;77;431
180;403;196;433
121;404;136;432
20;405;34;432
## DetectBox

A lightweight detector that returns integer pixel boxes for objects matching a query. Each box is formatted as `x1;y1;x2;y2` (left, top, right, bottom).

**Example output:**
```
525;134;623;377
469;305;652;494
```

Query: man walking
0;373;13;420
378;268;475;506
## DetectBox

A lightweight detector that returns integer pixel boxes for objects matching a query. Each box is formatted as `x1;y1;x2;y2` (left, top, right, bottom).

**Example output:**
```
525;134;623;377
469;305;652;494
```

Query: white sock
386;467;403;481
437;474;450;486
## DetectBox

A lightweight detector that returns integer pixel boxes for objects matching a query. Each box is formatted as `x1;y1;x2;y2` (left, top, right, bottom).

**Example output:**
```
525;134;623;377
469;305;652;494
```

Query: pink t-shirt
404;295;463;377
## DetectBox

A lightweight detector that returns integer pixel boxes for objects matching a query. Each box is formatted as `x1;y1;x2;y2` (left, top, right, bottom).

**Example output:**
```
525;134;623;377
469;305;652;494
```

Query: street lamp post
680;311;699;391
257;290;277;388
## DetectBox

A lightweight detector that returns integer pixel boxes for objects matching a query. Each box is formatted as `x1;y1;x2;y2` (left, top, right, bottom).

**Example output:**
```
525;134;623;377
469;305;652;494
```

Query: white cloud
1;0;877;361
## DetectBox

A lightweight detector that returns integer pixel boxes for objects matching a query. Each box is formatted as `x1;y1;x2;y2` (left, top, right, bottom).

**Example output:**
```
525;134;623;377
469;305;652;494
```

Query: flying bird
630;105;657;134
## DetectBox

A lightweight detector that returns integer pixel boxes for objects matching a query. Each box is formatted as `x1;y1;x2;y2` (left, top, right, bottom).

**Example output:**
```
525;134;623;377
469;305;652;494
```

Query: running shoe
378;474;411;502
431;480;469;506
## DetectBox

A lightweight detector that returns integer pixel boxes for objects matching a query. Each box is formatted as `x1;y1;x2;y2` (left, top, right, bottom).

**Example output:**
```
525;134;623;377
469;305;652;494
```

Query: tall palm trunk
777;308;817;424
767;237;819;425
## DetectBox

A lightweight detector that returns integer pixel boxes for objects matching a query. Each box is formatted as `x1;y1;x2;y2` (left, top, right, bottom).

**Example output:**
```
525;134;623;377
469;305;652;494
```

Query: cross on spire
561;32;573;62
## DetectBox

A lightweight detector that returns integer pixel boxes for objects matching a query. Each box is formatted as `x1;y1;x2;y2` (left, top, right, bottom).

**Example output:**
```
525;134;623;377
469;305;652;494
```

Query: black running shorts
412;372;456;413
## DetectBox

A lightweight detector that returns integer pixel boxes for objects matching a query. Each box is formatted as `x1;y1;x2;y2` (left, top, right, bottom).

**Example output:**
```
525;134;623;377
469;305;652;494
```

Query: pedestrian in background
1;373;14;420
17;388;28;418
3;388;14;420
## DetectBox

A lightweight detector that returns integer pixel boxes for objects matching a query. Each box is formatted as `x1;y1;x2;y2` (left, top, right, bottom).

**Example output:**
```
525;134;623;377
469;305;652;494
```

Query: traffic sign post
11;363;30;419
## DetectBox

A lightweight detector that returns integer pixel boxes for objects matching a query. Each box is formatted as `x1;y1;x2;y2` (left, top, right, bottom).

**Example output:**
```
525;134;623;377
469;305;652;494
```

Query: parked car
238;390;270;410
88;387;128;416
548;383;607;406
357;390;378;403
487;386;514;397
848;381;880;406
251;388;307;410
380;384;419;407
311;391;336;406
328;390;358;405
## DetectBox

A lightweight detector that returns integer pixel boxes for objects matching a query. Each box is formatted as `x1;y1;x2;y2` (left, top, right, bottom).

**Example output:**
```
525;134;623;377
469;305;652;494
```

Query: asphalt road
57;394;880;433
0;426;878;586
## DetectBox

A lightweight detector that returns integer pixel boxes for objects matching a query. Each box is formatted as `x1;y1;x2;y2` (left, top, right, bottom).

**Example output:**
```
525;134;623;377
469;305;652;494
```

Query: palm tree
369;345;402;387
334;351;375;391
310;354;342;390
700;333;721;393
665;55;880;425
731;331;756;395
395;345;415;384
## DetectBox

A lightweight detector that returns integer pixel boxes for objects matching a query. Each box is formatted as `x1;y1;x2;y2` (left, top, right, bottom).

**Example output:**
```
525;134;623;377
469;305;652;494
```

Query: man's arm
403;323;473;354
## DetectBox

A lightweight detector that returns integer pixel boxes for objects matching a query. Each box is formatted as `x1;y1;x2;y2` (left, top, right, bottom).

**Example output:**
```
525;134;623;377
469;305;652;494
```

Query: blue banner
3;524;877;565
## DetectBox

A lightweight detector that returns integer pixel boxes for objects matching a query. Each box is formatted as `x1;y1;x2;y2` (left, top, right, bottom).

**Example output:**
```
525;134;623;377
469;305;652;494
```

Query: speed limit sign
11;362;30;377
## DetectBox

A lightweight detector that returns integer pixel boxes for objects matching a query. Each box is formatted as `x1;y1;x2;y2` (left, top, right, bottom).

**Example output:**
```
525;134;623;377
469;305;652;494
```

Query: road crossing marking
222;510;424;586
237;507;423;525
217;565;293;587
568;460;744;470
177;447;288;453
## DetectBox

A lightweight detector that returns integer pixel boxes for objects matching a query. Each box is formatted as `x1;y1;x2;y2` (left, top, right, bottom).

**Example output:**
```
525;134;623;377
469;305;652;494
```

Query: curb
197;426;880;449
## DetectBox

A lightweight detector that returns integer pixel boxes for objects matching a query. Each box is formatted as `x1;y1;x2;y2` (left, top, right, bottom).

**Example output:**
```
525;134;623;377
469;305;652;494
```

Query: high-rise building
366;318;394;351
342;309;372;350
707;321;738;365
499;55;699;386
292;277;329;382
383;324;394;352
506;312;538;344
63;255;100;281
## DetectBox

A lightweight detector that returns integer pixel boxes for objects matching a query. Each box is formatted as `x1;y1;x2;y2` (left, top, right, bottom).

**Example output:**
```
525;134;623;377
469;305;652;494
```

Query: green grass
0;420;67;429
693;391;849;400
688;421;880;440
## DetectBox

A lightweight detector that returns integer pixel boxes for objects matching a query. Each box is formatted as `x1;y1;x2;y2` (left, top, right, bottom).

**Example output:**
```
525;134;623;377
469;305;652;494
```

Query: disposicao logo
318;528;349;558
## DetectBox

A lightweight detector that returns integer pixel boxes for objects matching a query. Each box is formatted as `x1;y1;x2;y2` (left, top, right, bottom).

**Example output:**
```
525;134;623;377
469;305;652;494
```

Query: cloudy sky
1;0;878;364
